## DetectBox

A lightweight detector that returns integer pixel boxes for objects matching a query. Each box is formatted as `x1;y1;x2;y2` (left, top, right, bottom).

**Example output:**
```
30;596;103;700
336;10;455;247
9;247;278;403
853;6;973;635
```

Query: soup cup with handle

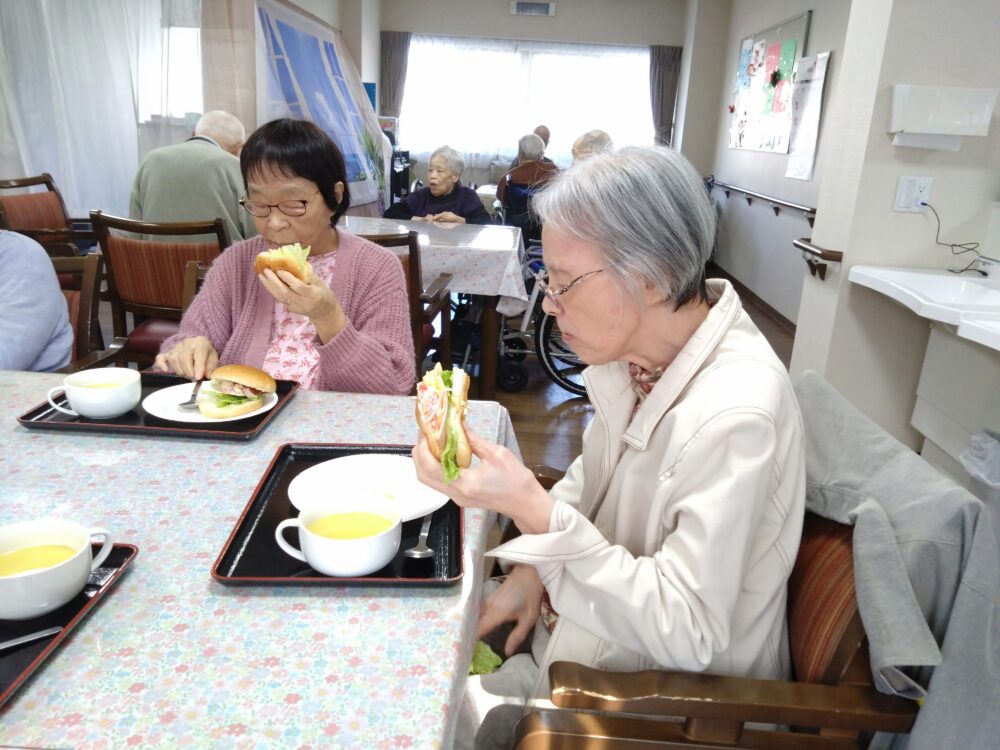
275;498;402;577
0;519;114;620
46;367;141;420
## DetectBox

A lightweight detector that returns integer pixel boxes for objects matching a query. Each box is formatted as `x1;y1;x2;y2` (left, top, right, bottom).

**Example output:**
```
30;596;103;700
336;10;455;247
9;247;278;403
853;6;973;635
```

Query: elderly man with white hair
571;129;614;162
129;110;256;242
383;145;491;224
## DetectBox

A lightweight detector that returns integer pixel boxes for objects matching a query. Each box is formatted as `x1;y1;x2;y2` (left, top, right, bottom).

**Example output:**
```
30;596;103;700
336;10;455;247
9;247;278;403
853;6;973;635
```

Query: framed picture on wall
728;11;811;153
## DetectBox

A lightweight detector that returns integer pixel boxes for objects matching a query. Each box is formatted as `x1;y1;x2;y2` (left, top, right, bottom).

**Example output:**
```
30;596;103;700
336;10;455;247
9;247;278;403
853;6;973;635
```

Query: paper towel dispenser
889;85;998;151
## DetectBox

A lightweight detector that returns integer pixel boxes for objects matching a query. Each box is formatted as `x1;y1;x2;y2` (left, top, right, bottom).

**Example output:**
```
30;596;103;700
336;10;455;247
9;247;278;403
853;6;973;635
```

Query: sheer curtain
398;36;652;185
0;0;202;217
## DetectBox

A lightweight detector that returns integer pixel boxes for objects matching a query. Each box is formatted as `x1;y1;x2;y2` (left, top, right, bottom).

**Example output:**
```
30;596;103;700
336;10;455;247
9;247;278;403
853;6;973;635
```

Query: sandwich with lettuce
253;242;313;282
415;364;471;481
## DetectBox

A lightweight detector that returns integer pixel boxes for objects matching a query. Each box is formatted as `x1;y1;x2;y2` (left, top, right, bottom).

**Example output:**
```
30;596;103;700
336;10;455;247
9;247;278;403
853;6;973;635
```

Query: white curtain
398;36;653;184
0;0;202;217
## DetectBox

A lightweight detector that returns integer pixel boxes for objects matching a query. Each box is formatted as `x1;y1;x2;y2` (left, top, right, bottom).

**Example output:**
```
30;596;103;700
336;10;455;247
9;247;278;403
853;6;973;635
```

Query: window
398;35;652;178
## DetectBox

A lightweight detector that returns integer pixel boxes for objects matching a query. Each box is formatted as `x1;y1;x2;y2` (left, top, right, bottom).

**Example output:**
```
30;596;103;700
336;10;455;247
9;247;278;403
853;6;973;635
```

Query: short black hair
240;119;351;227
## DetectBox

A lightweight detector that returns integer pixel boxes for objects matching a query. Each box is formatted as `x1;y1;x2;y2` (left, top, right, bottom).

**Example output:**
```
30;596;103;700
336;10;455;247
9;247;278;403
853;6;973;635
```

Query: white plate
141;383;279;424
288;454;449;522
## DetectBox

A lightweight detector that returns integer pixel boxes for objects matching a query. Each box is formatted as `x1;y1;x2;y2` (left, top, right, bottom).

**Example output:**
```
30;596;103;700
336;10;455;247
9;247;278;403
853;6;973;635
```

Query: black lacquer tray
212;443;463;586
17;373;298;441
0;543;138;709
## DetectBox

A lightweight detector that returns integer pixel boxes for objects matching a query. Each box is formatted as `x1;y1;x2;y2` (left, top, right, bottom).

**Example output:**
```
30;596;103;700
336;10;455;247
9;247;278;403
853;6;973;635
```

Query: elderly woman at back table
412;145;806;748
155;118;415;395
383;145;492;225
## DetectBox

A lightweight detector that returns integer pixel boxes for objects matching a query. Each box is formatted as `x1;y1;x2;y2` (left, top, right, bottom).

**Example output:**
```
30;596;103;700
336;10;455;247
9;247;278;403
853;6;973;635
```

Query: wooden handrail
712;180;817;226
793;237;843;281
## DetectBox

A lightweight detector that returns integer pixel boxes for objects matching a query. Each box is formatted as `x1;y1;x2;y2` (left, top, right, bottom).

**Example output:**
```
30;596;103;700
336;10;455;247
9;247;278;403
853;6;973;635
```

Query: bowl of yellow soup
0;519;114;620
274;499;402;577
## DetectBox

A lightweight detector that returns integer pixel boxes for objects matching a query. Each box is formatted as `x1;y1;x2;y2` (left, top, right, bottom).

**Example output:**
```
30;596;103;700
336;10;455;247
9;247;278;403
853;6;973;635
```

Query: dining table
0;370;519;749
342;215;528;401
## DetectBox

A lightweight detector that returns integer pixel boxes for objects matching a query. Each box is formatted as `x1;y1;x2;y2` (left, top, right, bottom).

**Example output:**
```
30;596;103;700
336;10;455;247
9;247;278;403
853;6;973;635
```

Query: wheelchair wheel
502;336;529;362
497;358;529;392
535;314;587;396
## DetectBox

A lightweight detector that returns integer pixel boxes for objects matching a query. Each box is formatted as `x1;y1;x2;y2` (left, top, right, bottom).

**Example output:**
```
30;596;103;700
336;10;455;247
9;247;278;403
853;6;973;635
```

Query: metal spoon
178;379;204;409
404;514;435;559
0;626;62;653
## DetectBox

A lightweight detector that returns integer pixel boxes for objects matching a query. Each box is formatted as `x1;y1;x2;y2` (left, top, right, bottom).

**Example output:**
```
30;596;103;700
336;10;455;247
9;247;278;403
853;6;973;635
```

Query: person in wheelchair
413;145;805;749
496;133;558;245
382;145;491;225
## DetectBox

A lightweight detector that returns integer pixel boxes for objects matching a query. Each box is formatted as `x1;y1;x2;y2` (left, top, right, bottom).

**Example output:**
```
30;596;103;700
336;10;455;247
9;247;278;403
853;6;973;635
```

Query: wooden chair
90;211;228;368
48;254;122;373
508;498;919;749
0;173;95;257
359;230;453;377
181;260;211;313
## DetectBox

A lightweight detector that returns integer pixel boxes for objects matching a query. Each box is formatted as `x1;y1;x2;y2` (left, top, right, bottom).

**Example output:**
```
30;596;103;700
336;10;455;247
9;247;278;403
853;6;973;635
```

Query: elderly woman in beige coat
413;145;806;749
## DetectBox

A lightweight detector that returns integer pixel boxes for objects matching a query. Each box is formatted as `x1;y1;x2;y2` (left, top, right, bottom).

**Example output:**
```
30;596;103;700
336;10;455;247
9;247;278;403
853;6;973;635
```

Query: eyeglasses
535;268;604;311
240;189;320;218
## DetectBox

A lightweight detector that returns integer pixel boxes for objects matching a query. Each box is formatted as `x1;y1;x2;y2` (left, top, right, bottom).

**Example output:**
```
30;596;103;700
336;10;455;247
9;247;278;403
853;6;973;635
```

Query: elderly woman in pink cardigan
154;119;415;394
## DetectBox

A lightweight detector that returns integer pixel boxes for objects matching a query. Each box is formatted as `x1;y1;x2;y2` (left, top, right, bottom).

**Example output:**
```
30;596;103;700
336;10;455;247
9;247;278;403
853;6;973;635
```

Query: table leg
478;295;499;401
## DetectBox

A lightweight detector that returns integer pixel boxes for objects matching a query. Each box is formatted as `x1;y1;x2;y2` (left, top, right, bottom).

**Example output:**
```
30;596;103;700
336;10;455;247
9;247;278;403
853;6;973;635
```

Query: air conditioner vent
511;2;556;17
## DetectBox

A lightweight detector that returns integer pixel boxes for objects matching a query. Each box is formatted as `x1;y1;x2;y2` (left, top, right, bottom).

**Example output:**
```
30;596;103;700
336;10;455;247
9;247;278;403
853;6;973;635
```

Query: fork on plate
178;380;205;410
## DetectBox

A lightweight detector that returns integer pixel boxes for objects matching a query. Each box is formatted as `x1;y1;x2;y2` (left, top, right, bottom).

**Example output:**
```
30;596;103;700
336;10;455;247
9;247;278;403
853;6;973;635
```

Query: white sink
957;317;1000;351
849;266;1000;326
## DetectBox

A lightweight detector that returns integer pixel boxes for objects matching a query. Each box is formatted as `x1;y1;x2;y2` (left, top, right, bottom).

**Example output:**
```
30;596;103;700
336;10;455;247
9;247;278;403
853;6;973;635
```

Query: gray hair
572;129;613;161
430;145;464;176
534;145;715;309
195;110;246;152
518;133;545;161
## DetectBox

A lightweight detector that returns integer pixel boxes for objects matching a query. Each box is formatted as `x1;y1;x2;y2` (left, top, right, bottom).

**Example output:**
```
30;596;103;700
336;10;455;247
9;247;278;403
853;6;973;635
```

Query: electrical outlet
894;176;933;213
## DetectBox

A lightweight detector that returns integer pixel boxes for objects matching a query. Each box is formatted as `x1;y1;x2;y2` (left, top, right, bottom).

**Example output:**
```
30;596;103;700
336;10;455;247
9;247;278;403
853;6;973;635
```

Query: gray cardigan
795;371;1000;749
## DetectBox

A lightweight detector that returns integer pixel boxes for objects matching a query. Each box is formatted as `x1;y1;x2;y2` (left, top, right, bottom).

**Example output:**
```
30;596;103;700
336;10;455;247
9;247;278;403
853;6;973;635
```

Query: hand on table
154;336;218;380
425;211;466;224
477;563;545;656
412;427;554;533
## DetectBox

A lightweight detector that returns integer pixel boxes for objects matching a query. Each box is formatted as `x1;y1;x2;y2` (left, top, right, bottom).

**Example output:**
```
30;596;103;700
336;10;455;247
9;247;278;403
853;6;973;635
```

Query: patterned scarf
628;361;665;415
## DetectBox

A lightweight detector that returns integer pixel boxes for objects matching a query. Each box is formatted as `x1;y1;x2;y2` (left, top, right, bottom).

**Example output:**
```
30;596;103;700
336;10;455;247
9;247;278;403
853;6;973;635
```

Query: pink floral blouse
261;251;338;390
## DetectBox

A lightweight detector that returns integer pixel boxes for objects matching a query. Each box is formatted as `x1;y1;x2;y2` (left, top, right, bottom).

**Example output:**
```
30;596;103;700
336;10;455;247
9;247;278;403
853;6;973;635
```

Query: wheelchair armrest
549;662;918;735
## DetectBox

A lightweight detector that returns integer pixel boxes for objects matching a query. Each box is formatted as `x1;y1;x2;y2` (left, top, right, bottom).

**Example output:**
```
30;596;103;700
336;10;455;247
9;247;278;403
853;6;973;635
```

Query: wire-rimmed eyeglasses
534;268;604;311
239;189;320;218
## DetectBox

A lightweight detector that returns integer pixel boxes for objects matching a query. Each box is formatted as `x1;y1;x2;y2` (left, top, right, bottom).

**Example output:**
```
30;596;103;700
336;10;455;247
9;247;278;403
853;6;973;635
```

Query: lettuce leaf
274;242;311;264
469;640;502;675
441;421;460;482
204;392;260;407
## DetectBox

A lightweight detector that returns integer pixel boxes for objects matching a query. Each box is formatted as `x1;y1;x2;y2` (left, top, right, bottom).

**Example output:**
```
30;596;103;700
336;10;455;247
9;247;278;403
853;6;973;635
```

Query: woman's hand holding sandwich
412;427;554;535
257;267;347;343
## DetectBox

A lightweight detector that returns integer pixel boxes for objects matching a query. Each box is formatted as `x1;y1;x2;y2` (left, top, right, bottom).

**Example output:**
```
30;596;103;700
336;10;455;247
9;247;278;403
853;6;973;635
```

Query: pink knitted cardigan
161;231;416;395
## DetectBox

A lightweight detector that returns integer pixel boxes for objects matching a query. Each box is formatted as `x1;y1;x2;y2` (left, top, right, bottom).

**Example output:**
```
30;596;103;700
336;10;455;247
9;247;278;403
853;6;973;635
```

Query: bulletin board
728;11;811;153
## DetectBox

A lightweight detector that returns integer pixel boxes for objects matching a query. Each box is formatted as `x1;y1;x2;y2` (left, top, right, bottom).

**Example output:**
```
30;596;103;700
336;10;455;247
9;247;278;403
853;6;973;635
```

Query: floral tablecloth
0;372;519;749
342;216;528;316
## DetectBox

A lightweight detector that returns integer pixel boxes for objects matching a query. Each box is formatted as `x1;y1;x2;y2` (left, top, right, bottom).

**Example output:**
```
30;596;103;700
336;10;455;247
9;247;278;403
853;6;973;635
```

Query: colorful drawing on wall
728;11;811;153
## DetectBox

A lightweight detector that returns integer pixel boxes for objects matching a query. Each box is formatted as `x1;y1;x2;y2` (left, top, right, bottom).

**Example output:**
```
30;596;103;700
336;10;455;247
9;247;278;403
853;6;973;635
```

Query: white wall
792;0;1000;448
340;0;381;84
674;0;732;176
703;0;851;323
290;0;340;29
382;0;686;46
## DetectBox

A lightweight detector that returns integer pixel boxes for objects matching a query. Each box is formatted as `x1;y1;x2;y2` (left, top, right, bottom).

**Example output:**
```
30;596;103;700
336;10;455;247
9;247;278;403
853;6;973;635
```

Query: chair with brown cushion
510;507;918;750
49;254;122;373
358;230;453;377
90;211;228;368
181;260;212;313
0;173;95;257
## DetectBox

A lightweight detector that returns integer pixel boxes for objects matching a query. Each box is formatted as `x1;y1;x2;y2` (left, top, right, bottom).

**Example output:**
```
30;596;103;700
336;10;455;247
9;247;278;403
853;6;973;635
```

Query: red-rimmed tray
16;373;298;441
212;443;463;586
0;543;138;709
